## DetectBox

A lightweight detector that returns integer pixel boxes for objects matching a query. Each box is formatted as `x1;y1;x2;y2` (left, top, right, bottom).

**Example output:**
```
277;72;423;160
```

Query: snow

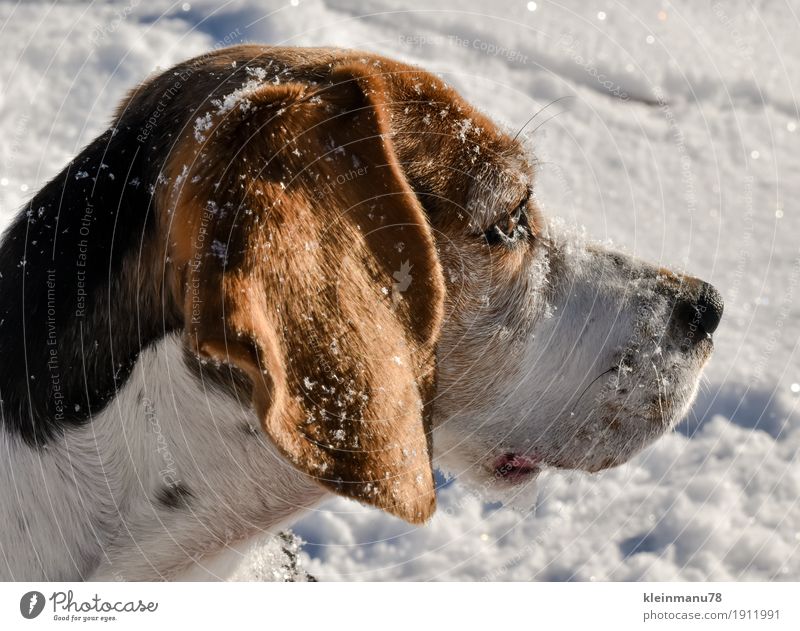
1;0;798;581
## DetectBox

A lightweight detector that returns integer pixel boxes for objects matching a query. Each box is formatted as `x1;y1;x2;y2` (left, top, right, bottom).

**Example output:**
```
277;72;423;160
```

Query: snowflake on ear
390;260;413;307
394;260;413;291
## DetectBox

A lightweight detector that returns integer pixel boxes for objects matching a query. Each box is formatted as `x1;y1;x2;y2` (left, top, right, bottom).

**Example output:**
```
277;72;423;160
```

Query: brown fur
161;58;451;523
114;45;535;523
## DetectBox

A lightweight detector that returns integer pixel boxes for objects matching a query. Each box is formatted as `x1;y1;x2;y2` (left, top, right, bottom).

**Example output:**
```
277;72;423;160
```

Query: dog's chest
1;334;323;580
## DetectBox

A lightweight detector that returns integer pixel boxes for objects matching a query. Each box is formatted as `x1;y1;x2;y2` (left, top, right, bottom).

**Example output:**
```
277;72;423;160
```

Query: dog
0;45;722;580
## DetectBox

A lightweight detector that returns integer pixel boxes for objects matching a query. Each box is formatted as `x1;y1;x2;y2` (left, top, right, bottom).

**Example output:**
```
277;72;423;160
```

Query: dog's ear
165;63;445;523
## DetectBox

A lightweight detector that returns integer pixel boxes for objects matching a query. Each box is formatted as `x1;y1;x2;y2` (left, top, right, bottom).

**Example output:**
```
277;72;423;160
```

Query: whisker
570;366;617;415
526;108;570;139
651;361;666;427
512;95;575;141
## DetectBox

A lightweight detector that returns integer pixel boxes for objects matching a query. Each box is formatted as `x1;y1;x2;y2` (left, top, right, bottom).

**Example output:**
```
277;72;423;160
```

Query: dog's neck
0;127;181;446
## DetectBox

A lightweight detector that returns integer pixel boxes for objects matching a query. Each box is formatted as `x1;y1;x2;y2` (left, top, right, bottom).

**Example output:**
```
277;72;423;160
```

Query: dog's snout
673;280;724;342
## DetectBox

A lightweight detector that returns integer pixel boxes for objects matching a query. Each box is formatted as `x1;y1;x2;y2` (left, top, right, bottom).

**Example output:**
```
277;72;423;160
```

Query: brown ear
165;63;445;523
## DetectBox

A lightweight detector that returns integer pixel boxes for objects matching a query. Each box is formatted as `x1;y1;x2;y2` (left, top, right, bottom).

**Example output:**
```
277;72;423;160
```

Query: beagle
0;45;722;581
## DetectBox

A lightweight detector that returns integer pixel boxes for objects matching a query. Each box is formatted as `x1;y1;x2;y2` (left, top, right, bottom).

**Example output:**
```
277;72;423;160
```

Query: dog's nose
694;282;724;335
674;280;724;341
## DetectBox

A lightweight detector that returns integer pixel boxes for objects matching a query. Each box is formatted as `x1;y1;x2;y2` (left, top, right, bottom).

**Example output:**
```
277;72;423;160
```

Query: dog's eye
484;198;531;247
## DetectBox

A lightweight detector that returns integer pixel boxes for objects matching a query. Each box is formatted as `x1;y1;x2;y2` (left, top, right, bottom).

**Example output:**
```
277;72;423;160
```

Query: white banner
1;582;798;630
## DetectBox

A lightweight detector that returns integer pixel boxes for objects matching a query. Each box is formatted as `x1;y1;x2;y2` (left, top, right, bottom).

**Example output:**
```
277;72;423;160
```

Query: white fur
432;219;711;495
0;334;324;581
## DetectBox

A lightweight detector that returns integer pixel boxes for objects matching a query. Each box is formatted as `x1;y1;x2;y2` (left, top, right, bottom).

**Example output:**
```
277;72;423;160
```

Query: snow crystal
455;118;472;141
193;112;213;142
210;239;228;263
246;66;268;81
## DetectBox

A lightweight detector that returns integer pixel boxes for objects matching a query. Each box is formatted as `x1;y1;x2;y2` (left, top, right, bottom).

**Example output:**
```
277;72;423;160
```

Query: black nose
675;281;724;343
695;282;724;335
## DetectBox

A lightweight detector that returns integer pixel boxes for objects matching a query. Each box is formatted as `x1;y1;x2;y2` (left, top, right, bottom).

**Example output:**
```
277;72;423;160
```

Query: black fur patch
155;483;194;510
0;76;189;445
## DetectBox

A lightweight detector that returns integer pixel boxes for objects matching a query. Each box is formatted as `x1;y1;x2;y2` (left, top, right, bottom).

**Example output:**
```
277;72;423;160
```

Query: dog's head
142;46;721;523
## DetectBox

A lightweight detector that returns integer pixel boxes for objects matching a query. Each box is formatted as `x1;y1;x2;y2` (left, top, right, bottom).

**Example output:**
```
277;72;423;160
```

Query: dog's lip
492;452;543;482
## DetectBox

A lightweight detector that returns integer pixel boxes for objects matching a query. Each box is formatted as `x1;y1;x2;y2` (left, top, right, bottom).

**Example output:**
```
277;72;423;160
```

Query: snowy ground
1;0;798;581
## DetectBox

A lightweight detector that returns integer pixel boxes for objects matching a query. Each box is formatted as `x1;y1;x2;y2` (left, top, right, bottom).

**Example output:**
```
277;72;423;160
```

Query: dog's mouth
492;453;542;483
